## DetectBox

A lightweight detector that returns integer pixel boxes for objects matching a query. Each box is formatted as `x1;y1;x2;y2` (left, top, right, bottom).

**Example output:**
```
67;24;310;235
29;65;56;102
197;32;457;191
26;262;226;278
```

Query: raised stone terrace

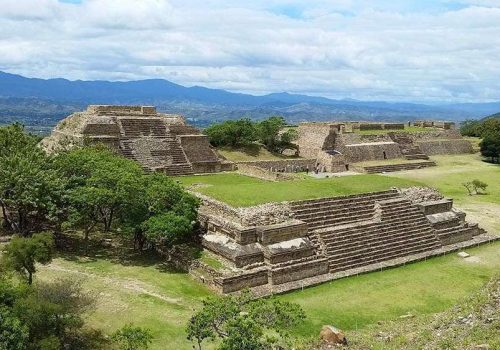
296;121;473;175
193;188;496;295
42;105;230;175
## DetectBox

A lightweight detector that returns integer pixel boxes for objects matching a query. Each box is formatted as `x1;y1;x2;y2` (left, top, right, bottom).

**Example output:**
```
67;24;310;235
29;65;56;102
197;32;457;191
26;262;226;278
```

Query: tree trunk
28;271;33;285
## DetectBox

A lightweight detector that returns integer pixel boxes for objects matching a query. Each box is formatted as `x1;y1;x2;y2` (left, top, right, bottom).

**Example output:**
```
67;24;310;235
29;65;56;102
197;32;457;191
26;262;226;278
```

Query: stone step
290;190;399;208
324;222;434;249
326;227;437;259
329;240;439;272
364;161;436;174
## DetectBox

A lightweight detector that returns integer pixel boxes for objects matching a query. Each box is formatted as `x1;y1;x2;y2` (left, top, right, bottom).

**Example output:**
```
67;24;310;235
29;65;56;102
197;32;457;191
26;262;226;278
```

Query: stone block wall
297;123;339;158
270;258;329;285
417;199;453;215
343;142;402;162
257;221;308;245
215;269;269;293
416;139;473;155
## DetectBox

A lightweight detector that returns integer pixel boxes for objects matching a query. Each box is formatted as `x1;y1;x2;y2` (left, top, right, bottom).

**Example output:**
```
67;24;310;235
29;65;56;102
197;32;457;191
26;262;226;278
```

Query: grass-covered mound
177;173;422;207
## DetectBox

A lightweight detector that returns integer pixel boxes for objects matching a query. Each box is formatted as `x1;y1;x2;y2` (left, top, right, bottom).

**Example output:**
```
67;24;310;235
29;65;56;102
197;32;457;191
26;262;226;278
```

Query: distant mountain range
0;70;499;131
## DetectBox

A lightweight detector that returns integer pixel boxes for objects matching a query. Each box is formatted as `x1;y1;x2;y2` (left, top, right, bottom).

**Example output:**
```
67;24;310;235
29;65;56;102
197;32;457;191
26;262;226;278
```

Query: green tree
112;324;153;350
0;307;29;350
56;147;145;236
460;120;481;137
472;179;488;194
123;173;200;250
205;119;257;147
256;116;286;152
0;124;68;235
480;132;500;163
186;291;305;350
2;232;54;285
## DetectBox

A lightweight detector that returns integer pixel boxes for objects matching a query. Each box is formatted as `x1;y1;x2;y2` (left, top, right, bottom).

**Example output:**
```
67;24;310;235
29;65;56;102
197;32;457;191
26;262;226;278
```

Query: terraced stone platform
43;105;228;175
194;188;496;295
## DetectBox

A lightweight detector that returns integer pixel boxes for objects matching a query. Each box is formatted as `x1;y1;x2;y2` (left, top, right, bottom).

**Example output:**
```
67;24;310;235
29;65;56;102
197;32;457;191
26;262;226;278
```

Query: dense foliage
205;116;297;153
0;124;200;250
0;273;104;350
0;124;68;235
460;118;500;163
186;291;305;350
205;118;257;147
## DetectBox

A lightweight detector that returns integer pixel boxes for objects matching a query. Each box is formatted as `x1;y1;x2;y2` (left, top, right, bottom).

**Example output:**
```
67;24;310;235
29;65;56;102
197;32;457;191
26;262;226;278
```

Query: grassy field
33;239;500;350
387;154;500;232
217;144;299;162
177;173;422;207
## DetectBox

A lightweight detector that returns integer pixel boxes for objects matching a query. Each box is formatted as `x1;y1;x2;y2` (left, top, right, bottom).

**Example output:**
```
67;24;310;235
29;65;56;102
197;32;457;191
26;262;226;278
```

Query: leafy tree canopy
205;118;257;147
0;124;68;235
1;232;55;285
186;291;305;350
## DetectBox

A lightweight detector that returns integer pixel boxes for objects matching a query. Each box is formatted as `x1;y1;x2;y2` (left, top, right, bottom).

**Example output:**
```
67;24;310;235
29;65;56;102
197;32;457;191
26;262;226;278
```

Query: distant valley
1;71;499;134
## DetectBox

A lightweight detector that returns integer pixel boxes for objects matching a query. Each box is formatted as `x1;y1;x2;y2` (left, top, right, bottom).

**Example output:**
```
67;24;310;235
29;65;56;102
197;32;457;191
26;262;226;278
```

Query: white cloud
0;0;499;102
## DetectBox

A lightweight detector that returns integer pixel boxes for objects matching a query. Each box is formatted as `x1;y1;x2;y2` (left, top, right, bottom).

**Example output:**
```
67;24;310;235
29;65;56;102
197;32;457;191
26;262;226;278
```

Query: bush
112;324;153;350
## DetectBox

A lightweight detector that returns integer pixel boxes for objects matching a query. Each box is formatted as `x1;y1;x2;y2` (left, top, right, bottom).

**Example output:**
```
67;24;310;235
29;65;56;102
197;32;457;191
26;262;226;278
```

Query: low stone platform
363;161;436;173
192;187;492;295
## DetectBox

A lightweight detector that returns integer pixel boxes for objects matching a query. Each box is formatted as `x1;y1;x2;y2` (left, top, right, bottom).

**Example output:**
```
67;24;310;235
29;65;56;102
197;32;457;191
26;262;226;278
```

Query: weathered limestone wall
342;142;402;162
297;123;338;158
257;221;308;244
316;151;348;172
87;105;156;115
270;259;329;285
179;135;221;173
417;139;473;155
215;269;269;293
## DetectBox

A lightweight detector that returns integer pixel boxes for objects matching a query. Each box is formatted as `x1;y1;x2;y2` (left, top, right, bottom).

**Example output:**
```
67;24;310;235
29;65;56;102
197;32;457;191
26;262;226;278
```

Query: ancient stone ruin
296;121;473;174
194;187;496;295
42;105;230;175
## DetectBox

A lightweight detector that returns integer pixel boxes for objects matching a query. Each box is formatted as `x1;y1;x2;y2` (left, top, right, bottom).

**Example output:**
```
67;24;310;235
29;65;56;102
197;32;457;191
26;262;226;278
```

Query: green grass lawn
279;242;500;336
36;239;500;350
177;173;422;207
387;154;500;232
216;144;299;162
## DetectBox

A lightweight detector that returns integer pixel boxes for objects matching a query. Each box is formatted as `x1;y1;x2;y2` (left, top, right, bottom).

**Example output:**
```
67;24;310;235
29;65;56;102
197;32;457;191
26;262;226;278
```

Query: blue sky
1;0;500;102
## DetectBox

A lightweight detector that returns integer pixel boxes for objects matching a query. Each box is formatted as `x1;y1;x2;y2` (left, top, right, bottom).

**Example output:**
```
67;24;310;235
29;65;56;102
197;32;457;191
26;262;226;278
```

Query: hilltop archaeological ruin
42;105;230;175
43;106;495;295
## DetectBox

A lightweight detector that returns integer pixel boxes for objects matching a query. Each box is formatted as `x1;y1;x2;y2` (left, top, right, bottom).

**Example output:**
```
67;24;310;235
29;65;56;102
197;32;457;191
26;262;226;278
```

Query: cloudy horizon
1;0;500;103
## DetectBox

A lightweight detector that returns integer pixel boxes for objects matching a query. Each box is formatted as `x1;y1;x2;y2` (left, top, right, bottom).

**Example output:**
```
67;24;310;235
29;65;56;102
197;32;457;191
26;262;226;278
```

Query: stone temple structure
193;188;496;295
296;122;473;173
43;105;229;175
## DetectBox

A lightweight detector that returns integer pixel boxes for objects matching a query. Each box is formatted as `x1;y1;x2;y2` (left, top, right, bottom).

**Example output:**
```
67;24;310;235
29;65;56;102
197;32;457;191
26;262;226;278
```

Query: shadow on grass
56;232;200;275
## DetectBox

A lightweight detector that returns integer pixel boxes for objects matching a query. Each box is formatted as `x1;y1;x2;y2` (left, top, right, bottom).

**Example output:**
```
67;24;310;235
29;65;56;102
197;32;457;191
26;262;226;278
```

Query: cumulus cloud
0;0;499;102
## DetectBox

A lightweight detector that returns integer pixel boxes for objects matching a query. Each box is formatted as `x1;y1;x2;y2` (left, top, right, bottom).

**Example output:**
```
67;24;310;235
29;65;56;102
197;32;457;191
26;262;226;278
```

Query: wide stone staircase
389;133;429;160
290;190;400;231
117;118;194;176
291;191;443;273
363;161;436;173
